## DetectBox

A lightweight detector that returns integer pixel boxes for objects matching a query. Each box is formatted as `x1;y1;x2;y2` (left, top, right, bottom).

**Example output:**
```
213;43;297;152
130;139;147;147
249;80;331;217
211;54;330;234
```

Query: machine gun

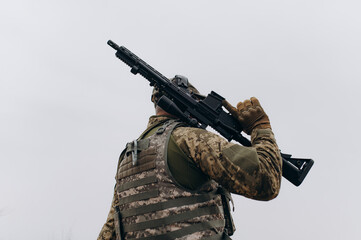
107;40;314;186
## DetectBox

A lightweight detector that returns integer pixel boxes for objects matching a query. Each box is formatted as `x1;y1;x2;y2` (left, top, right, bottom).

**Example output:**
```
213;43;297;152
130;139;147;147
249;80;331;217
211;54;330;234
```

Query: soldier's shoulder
172;126;226;143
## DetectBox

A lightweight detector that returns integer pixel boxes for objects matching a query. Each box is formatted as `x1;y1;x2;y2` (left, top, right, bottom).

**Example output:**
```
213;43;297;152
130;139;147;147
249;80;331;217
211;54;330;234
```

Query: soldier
98;76;282;240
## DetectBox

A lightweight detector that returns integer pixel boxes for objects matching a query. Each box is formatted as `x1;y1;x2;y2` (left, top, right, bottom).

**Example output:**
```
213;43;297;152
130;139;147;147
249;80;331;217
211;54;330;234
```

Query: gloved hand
223;97;271;135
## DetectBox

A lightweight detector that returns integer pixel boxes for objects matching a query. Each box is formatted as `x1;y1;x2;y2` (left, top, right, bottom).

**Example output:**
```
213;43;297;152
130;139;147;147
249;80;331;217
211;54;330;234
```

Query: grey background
1;1;360;239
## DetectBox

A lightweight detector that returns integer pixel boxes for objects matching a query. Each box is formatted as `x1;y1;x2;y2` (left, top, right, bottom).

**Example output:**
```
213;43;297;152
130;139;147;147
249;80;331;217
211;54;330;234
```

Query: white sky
1;1;360;239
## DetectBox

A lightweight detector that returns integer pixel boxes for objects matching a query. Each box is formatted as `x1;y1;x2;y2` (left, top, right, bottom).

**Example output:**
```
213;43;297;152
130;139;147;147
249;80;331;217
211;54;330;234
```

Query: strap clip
132;140;138;166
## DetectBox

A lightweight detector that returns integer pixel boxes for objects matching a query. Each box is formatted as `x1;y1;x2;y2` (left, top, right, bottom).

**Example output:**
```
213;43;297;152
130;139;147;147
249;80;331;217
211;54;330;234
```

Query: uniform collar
147;115;179;129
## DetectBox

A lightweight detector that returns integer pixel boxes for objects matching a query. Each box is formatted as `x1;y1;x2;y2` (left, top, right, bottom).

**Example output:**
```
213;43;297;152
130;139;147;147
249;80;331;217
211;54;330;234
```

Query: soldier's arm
97;191;118;240
172;127;282;201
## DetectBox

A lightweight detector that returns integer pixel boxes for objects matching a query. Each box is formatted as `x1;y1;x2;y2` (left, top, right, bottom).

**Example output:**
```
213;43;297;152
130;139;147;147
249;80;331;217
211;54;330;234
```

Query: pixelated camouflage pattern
151;76;204;106
98;115;282;239
97;192;118;240
147;115;176;129
172;125;282;200
115;120;225;239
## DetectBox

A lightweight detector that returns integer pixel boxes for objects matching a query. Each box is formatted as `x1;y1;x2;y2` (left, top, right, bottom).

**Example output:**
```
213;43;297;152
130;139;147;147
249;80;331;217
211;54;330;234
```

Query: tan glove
223;97;271;135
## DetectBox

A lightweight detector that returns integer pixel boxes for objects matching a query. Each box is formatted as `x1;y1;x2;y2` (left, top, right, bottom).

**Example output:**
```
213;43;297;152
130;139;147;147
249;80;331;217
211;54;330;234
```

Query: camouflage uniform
98;115;282;240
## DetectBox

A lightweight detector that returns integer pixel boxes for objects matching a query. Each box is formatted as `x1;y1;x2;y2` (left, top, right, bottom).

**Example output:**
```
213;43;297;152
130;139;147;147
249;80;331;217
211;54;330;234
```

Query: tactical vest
114;120;234;240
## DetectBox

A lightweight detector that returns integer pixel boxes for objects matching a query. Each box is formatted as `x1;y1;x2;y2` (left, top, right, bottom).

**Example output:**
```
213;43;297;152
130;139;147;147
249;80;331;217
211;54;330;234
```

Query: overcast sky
1;1;360;239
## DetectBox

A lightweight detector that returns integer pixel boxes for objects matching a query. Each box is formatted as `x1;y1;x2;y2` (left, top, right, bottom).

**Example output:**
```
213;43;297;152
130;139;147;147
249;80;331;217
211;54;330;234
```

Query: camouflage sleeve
172;127;282;201
97;191;118;240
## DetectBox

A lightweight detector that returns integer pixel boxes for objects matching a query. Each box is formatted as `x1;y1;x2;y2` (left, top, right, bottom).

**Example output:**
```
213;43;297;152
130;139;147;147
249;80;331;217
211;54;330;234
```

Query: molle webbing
116;175;157;192
114;206;124;240
116;120;227;239
118;190;159;205
127;220;226;240
120;190;218;218
123;205;222;232
117;142;156;179
125;139;150;154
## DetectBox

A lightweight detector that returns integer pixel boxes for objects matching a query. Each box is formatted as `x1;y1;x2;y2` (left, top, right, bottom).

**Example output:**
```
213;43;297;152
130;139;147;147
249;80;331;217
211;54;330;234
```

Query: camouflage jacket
98;115;282;240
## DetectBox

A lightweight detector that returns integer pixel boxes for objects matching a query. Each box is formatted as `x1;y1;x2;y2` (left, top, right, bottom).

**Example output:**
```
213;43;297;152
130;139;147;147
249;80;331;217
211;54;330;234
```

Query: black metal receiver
107;40;314;186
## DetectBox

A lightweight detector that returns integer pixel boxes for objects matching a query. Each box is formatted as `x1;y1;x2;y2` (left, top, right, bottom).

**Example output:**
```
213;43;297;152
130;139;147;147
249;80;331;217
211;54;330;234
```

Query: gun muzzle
107;40;120;51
